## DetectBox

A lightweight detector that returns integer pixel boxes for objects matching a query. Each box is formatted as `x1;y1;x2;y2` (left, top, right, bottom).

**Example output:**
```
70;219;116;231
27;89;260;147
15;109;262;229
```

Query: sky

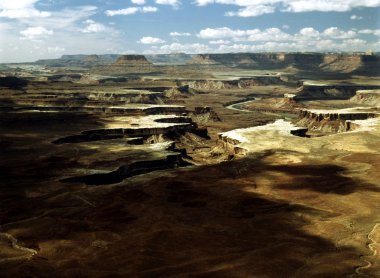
0;0;379;62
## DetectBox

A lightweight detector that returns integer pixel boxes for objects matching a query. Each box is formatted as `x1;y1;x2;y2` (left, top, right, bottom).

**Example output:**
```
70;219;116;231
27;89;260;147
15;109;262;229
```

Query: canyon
1;52;380;277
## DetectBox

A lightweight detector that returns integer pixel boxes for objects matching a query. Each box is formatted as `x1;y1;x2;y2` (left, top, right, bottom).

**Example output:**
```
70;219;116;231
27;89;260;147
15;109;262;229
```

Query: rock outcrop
98;55;156;74
296;108;379;135
35;54;120;68
113;55;152;65
186;53;380;75
294;82;380;100
187;54;221;65
350;90;380;107
180;76;284;90
146;53;193;65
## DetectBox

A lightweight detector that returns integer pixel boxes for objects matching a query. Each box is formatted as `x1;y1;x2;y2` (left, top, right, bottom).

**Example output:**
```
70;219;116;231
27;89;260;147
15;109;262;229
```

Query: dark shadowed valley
1;52;380;277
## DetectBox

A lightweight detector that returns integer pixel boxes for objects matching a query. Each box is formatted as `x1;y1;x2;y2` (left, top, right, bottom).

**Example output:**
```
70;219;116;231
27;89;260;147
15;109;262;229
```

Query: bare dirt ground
1;73;380;277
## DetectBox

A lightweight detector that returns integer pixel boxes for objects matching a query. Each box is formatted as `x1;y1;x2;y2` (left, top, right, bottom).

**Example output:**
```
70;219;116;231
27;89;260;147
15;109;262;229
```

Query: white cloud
209;39;231;44
198;27;248;39
323;27;356;39
155;0;180;6
158;43;211;53
246;28;292;41
359;29;373;34
299;27;320;38
193;0;380;17
105;6;158;16
170;32;191;36
359;29;380;36
47;46;65;54
14;6;98;29
0;4;123;63
138;36;166;44
105;7;139;16
0;0;50;18
142;6;158;12
131;0;145;4
198;26;359;43
198;27;292;42
225;5;275;17
82;22;107;33
20;26;53;40
350;14;363;20
0;0;38;10
284;0;380;12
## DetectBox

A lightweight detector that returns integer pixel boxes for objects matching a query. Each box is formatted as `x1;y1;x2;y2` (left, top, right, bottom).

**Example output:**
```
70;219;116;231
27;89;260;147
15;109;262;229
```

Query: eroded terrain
1;53;380;277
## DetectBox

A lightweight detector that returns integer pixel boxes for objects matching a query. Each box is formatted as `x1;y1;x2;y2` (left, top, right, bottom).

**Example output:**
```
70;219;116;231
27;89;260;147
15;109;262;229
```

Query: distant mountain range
4;52;379;76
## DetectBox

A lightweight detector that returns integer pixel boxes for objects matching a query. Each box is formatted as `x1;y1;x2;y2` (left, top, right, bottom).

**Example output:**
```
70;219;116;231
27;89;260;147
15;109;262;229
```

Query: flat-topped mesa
146;53;193;65
98;55;155;73
187;53;289;69
35;54;120;67
185;53;380;74
52;114;208;145
299;109;378;122
350;90;380;107
217;120;306;156
114;55;152;65
84;54;100;62
187;54;221;65
294;82;380;100
297;108;379;135
179;76;284;90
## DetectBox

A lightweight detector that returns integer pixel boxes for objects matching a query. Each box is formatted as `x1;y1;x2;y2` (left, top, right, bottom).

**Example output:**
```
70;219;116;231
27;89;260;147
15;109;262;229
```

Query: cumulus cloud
299;27;320;38
131;0;145;4
170;32;191;36
350;14;363;20
20;26;53;40
323;27;356;39
197;27;292;41
158;43;211;53
198;26;359;42
209;39;231;44
14;6;98;30
138;36;166;44
198;27;247;39
105;6;158;16
359;29;380;36
0;0;50;18
0;4;123;63
142;6;158;12
155;0;180;7
194;0;380;17
47;46;65;54
225;5;275;17
82;21;107;33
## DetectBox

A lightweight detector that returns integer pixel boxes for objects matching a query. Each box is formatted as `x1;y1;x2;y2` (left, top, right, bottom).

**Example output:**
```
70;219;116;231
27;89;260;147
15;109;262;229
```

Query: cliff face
180;76;284;90
296;108;379;135
350;90;380;106
98;55;156;74
186;53;380;75
146;53;193;65
35;54;120;67
294;83;380;100
114;55;152;65
187;54;221;65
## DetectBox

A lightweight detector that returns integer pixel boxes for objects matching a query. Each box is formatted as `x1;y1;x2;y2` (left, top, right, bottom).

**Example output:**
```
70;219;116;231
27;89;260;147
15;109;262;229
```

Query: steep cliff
296;108;379;135
294;83;380;100
98;55;157;74
180;76;284;90
186;53;380;75
350;90;380;106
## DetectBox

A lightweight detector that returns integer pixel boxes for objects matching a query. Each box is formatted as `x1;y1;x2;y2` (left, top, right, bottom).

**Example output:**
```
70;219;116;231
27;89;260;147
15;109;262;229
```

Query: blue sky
0;0;379;62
